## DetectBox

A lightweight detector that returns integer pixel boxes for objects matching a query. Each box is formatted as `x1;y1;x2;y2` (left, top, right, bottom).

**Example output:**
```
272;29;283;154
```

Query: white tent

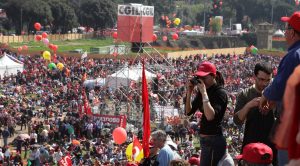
83;78;106;89
273;29;284;37
106;64;156;88
0;53;23;77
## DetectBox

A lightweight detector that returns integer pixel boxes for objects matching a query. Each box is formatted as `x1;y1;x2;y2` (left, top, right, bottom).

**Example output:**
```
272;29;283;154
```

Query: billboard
117;4;154;43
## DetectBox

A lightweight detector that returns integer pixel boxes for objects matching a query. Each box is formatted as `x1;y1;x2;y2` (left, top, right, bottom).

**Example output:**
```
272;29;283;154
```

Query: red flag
132;134;143;161
59;155;72;166
142;60;151;158
82;89;92;115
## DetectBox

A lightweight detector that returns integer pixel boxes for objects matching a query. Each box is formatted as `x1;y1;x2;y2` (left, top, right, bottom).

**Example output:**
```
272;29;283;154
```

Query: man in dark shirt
234;63;276;164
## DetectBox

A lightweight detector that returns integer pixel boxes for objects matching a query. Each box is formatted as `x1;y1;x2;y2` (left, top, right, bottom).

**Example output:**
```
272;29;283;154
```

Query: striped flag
81;51;88;59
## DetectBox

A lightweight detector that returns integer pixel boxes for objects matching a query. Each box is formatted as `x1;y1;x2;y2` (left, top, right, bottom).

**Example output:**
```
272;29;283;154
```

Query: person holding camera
185;61;228;166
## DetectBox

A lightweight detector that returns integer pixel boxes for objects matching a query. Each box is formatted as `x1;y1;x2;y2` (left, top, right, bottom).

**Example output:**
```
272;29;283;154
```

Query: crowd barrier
0;33;94;43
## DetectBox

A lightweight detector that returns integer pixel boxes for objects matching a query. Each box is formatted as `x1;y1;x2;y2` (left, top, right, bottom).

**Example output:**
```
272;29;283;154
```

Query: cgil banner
117;4;154;43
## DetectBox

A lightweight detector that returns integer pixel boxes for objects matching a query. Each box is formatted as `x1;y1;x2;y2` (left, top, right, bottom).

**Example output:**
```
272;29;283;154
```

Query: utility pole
271;0;275;24
203;0;206;29
20;8;23;34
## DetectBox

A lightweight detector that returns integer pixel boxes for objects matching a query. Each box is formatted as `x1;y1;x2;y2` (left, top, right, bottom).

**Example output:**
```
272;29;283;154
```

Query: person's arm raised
234;97;260;125
198;80;215;121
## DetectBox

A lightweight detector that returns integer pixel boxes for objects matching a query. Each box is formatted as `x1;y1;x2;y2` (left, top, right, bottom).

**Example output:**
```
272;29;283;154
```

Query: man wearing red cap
236;143;273;166
185;61;228;166
259;12;300;166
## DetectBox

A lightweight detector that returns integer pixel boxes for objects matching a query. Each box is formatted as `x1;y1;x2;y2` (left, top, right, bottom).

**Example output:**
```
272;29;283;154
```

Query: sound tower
131;42;144;53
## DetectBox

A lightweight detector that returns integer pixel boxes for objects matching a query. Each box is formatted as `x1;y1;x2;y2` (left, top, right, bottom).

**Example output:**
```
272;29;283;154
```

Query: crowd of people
0;46;282;165
0;11;299;166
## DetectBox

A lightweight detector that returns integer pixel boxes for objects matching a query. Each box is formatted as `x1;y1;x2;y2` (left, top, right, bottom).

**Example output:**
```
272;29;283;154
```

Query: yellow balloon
173;18;181;26
125;143;144;162
57;63;64;71
42;51;51;60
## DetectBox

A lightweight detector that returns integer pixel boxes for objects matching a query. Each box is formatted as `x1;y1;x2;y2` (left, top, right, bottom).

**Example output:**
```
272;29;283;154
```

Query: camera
190;76;201;85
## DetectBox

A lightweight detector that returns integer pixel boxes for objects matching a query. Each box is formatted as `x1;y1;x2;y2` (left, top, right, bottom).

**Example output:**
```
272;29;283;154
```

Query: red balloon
172;33;179;40
34;22;41;31
152;34;157;41
17;47;22;52
42;32;48;38
22;45;28;50
48;44;54;49
162;36;168;41
112;127;127;144
52;45;58;52
112;32;118;39
35;35;42;41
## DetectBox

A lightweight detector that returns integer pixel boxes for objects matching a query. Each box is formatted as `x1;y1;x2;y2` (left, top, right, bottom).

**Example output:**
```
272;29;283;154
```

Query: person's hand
245;97;261;109
259;95;271;115
197;79;206;95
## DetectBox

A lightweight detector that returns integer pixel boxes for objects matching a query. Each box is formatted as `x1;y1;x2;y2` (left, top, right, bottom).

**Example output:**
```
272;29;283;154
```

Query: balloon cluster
33;22;66;73
250;45;258;55
161;15;181;28
17;45;28;53
42;51;65;70
151;33;179;42
34;22;58;53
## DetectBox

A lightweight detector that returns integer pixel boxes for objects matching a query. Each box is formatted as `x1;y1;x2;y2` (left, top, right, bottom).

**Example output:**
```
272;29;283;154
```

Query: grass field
9;38;129;53
8;38;177;55
7;38;286;57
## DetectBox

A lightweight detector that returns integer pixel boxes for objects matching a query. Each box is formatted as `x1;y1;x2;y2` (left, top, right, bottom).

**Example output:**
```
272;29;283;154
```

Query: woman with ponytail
185;61;228;166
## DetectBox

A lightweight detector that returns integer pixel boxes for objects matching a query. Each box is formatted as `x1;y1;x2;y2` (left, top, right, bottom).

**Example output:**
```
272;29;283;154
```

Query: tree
210;17;222;34
211;0;222;17
3;0;53;34
2;0;23;34
22;0;53;33
80;0;117;30
0;18;12;35
147;0;176;24
48;0;79;33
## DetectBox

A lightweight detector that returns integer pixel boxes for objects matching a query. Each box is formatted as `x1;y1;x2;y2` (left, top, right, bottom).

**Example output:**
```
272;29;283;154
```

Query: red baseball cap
194;61;217;77
281;12;300;32
189;157;200;165
235;143;273;164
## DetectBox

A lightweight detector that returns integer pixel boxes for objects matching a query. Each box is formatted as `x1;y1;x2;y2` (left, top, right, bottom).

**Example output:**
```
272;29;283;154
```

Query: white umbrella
18;133;30;140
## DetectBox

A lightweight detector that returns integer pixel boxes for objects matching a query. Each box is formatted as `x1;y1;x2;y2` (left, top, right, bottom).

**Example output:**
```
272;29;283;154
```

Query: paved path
0;124;28;147
0;116;55;147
